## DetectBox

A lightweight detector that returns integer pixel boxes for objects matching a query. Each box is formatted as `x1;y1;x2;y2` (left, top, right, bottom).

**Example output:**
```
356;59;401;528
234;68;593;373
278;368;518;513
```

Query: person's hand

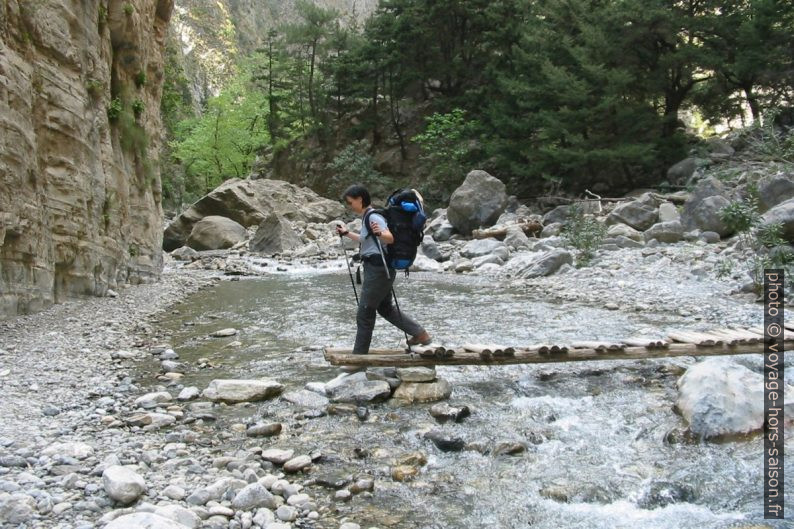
369;221;382;237
335;223;348;236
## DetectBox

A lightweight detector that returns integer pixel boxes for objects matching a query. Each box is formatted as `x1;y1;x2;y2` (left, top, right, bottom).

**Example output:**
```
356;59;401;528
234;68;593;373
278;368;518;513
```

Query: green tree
698;0;794;124
170;64;268;197
479;0;675;194
412;108;476;194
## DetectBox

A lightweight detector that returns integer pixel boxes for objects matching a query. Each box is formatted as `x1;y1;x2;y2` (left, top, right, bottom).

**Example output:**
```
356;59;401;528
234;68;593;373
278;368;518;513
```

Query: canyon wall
0;0;173;317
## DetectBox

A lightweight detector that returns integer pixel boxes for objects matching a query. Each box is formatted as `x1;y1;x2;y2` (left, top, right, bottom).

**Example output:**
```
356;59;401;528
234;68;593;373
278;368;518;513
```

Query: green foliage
98;4;108;29
86;79;103;100
169;63;269;196
123;3;134;16
131;98;144;118
118;107;148;154
106;97;122;122
741;110;794;165
326;140;391;196
719;195;794;293
102;191;115;233
412;108;476;192
561;203;608;266
720;198;760;235
134;71;147;88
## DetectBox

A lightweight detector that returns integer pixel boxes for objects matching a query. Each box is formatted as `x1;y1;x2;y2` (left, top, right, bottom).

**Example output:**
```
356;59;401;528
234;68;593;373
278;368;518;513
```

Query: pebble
276;504;297;521
283;455;312;473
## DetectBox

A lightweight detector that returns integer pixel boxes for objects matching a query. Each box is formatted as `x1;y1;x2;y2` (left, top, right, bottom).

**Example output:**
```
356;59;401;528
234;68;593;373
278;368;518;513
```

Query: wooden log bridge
323;324;794;368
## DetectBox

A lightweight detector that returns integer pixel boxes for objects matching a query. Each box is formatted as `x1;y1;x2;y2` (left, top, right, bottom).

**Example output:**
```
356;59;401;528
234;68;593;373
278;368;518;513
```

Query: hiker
335;184;431;356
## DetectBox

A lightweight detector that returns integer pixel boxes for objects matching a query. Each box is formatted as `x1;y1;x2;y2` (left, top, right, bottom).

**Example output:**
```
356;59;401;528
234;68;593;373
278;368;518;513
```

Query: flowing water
145;264;793;529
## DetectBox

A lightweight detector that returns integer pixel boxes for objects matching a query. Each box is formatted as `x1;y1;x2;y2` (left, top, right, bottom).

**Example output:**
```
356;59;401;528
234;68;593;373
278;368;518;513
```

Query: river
140;264;793;529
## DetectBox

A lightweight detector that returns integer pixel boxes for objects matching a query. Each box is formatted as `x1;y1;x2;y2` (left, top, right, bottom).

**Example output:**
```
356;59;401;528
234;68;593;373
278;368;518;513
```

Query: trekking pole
374;236;412;353
339;235;359;305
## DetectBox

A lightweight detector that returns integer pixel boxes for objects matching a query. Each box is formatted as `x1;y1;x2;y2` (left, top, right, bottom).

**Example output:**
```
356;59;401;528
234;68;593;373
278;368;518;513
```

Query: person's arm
369;215;394;245
335;223;361;242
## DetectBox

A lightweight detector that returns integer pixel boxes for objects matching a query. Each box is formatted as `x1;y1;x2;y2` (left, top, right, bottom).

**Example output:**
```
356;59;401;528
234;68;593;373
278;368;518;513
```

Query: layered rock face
0;0;173;318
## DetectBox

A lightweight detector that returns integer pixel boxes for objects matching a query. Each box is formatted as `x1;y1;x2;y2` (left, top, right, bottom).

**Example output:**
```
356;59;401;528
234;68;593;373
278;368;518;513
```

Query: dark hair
341;184;371;207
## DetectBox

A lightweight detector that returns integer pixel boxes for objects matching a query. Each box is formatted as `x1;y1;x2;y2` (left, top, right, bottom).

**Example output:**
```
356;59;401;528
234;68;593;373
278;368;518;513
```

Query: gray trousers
352;262;425;354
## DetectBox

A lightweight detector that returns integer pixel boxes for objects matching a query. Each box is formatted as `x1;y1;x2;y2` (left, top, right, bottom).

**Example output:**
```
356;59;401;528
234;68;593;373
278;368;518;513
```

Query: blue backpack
363;188;427;271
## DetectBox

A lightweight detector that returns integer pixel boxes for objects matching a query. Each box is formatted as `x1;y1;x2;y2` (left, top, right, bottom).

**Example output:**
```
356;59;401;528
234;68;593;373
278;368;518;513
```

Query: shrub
131;98;144;118
412;108;477;193
123;2;134;16
326;140;391;197
134;71;147;88
719;194;794;294
106;97;122;122
561;203;607;266
86;79;103;99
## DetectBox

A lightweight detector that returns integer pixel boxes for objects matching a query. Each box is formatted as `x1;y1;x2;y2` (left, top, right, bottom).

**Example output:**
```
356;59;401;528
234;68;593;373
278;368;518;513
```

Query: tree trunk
743;85;761;123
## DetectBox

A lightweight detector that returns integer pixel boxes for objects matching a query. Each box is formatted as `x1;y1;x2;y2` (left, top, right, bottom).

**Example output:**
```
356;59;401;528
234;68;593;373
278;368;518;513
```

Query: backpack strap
362;208;387;240
362;208;375;240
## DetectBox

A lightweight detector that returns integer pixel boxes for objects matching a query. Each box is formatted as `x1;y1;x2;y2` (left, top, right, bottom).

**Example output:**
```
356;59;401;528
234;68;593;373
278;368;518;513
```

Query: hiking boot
407;331;432;346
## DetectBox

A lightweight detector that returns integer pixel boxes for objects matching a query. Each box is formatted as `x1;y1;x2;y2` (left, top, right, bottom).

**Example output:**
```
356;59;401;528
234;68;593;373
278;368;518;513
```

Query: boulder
504;249;572;278
396;367;436;383
676;358;794;439
231;483;279;511
757;174;794;212
540;222;563;238
250;213;303;254
424;429;465;451
681;195;732;236
606;223;642;241
134;391;173;410
0;493;35;525
283;455;312;473
447;170;508;235
429;403;471;423
410;254;444;272
152;505;201;529
432;222;455;241
202;379;284;403
421;236;443;261
327;377;392;404
666;157;698;184
281;389;329;409
473;254;504;267
657;202;680;222
163;178;344;251
186;216;247;251
102;465;146;504
542;205;570;226
460;238;509;259
643;220;684;243
761;197;794;243
171;246;199;261
679;176;733;236
606;200;658;231
504;226;531;249
393;379;452;403
615;235;644;249
705;137;735;157
261;449;295;465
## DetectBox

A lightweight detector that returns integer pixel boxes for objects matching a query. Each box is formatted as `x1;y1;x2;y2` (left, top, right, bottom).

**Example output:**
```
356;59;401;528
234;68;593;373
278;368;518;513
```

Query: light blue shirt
360;208;388;257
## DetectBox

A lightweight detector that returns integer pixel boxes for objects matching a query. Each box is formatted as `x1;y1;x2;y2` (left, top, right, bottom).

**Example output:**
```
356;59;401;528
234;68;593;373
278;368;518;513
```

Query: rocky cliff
0;0;174;318
169;0;377;106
